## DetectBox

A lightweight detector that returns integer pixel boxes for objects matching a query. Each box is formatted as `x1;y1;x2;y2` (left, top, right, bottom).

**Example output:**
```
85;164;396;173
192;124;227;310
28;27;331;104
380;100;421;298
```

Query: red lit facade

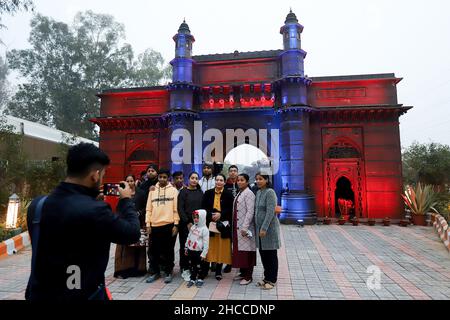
93;14;411;222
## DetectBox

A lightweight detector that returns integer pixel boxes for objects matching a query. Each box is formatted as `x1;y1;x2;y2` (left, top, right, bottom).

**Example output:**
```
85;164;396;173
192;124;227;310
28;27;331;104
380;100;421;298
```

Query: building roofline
3;115;98;146
310;73;401;83
192;50;283;63
97;85;168;97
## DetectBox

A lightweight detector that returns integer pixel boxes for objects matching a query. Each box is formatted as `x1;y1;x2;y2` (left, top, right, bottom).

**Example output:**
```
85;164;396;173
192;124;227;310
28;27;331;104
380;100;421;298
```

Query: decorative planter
412;214;427;226
383;218;391;226
338;218;346;225
323;217;331;225
368;219;376;226
351;218;359;226
399;219;409;227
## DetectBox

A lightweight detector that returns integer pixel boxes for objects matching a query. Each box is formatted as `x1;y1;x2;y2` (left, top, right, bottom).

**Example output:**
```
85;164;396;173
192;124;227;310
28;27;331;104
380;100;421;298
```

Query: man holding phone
25;143;141;301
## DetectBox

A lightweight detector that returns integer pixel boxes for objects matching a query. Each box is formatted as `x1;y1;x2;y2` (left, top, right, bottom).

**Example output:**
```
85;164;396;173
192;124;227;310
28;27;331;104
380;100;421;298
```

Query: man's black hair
140;170;147;177
172;171;184;179
158;168;171;177
66;143;110;178
146;163;159;172
228;165;238;171
202;163;213;169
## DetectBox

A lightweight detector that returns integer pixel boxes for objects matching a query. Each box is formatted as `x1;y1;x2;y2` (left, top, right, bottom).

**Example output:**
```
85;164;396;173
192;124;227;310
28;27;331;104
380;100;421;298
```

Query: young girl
185;210;210;288
177;172;204;281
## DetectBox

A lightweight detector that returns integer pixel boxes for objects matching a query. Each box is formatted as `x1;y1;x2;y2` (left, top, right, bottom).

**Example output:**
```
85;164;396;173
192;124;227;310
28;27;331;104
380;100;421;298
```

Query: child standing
145;169;180;284
185;210;210;288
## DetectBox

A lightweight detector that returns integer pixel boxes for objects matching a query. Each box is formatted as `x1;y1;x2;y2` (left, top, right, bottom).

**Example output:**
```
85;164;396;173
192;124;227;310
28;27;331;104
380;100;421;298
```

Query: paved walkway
1;225;450;300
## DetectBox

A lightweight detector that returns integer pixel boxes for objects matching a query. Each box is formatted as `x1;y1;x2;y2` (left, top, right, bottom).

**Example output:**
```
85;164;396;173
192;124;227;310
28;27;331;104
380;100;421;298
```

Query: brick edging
432;214;450;252
0;232;30;259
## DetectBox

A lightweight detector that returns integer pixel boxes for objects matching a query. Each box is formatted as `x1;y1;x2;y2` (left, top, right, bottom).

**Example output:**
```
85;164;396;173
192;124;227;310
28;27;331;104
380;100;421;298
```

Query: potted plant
399;219;409;227
382;217;390;226
402;183;439;226
368;218;376;226
338;216;346;225
351;217;359;226
323;216;331;225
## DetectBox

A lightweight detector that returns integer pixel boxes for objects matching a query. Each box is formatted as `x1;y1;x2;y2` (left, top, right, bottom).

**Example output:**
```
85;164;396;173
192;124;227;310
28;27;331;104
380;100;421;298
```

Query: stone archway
223;143;271;187
323;139;366;218
125;133;159;179
195;109;281;193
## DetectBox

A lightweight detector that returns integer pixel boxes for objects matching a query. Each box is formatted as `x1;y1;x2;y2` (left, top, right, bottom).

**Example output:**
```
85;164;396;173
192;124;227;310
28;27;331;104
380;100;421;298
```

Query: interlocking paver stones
1;225;450;300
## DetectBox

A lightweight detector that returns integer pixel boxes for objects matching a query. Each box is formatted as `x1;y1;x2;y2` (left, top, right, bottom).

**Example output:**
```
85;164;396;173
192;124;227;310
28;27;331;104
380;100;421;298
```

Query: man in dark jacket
137;163;159;269
138;163;159;203
25;143;140;301
224;165;239;198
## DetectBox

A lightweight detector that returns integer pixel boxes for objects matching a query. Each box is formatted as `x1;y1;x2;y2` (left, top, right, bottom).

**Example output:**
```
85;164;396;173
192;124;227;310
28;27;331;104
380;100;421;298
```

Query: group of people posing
114;163;281;290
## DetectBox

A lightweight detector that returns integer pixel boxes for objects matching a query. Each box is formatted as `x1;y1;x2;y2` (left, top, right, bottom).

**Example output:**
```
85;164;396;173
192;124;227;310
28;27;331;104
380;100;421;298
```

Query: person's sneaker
145;273;160;283
181;269;191;282
164;273;173;284
186;280;195;288
195;279;204;288
223;264;232;273
240;279;252;286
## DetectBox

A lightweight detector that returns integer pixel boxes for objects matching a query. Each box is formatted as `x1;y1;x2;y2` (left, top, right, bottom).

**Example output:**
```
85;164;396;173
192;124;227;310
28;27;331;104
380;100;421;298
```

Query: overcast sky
1;0;449;149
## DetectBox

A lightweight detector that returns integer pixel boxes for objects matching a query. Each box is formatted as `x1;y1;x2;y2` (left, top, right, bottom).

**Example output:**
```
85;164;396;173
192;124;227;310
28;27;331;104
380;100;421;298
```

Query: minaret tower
276;10;316;224
168;19;197;110
166;20;199;175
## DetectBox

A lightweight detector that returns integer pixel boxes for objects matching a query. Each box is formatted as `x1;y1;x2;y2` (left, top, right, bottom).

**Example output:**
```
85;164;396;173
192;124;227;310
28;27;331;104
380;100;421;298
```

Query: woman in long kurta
114;174;147;278
202;173;234;280
232;174;256;285
254;173;281;290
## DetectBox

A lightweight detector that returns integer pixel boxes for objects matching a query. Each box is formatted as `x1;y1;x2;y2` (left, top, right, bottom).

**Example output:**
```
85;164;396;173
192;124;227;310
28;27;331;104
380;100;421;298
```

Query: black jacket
138;177;158;204
177;188;204;225
201;188;234;227
25;182;140;301
225;181;239;198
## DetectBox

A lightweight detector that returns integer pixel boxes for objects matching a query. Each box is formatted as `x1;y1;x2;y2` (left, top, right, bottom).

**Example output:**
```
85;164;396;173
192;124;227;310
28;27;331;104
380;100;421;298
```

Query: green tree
6;11;169;139
0;56;9;110
131;48;171;87
402;142;450;187
402;142;450;214
0;122;68;233
0;0;34;30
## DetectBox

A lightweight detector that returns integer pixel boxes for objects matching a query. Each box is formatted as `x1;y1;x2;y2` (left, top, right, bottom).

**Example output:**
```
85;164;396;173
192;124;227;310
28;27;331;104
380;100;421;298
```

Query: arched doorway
224;144;271;189
334;176;355;218
323;139;366;218
125;133;160;179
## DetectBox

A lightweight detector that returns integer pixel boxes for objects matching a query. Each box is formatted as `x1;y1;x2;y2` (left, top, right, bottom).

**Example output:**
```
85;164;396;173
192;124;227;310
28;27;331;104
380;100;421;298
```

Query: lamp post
6;193;20;229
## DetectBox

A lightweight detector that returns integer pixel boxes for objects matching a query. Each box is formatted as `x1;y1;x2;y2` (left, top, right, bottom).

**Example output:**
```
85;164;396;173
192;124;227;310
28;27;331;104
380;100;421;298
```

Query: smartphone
103;183;125;196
